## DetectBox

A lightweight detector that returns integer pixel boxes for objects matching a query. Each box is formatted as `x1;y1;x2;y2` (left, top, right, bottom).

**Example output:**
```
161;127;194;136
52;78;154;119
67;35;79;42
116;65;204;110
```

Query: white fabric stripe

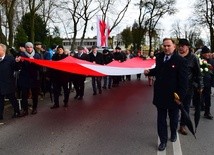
81;64;151;75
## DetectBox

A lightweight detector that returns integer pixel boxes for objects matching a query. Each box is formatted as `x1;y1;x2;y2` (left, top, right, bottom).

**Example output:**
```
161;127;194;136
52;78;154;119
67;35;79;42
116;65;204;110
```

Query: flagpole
96;15;101;47
105;18;110;48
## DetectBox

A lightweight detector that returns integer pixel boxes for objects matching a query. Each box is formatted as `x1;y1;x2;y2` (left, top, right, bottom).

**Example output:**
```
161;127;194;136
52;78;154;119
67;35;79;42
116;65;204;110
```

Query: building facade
62;35;125;51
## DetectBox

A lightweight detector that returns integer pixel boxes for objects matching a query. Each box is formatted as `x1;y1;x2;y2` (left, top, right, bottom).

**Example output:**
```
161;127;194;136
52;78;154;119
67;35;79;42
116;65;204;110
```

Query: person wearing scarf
16;42;41;116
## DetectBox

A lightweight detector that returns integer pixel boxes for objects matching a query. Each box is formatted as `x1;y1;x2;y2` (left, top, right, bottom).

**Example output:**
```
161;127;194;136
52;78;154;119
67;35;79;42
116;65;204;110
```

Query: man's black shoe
78;96;83;100
50;105;59;109
170;134;177;142
12;112;22;118
20;110;28;116
99;90;102;94
158;143;166;151
74;95;78;99
63;104;68;107
204;113;213;120
31;109;37;115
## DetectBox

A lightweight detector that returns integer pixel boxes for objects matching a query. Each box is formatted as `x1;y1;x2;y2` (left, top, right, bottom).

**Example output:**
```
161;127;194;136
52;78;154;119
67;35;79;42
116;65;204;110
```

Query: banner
21;56;155;77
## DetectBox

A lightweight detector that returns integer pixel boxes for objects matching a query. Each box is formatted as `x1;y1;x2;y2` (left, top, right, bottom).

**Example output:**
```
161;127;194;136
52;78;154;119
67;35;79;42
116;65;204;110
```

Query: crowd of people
0;38;214;152
0;41;150;120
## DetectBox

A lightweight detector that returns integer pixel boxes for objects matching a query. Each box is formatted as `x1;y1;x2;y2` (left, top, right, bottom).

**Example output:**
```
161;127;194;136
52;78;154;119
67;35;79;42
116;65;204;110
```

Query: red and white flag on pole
97;16;110;47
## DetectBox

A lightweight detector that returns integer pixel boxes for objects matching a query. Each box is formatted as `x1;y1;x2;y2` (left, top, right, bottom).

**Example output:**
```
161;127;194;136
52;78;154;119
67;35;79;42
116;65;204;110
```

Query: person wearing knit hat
201;46;211;54
16;41;41;116
50;44;70;109
200;45;214;120
25;42;34;48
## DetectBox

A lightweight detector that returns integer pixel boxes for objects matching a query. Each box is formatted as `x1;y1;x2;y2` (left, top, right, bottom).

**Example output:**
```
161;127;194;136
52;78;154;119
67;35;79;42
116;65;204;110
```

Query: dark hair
57;45;64;50
51;44;57;50
42;44;46;50
19;43;26;48
178;38;190;46
115;46;121;50
201;46;210;54
9;47;20;57
34;41;42;45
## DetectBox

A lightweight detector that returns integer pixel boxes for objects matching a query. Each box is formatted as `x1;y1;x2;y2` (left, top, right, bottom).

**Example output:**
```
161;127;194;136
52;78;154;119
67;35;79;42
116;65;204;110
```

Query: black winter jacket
183;51;203;90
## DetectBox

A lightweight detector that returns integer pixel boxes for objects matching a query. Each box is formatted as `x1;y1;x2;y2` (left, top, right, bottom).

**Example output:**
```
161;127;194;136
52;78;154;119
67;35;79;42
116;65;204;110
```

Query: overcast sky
77;0;209;40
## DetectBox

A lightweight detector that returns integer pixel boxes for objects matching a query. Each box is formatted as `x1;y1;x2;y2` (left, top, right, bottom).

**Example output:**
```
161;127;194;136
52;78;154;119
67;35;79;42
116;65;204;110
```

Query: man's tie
164;56;169;62
0;57;2;62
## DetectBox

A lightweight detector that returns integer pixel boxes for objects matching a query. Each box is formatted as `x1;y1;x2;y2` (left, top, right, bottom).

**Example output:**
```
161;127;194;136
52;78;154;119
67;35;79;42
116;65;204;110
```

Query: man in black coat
73;46;89;100
144;38;188;151
50;45;70;108
89;45;104;95
177;39;203;135
112;46;124;87
0;43;21;120
16;42;41;115
102;49;114;89
200;46;214;119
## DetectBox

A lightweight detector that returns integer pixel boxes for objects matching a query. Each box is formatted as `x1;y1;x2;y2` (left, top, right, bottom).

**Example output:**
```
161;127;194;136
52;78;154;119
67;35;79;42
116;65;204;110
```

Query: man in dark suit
73;46;89;100
0;43;22;120
88;45;104;95
144;38;188;151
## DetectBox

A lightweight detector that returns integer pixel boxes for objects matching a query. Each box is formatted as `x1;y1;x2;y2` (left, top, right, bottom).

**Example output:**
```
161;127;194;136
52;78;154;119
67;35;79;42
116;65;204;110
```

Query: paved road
0;76;214;155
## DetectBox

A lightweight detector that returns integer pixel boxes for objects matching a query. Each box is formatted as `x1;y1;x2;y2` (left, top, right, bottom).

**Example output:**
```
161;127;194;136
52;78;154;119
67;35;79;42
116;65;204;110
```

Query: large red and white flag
21;57;156;77
97;16;110;47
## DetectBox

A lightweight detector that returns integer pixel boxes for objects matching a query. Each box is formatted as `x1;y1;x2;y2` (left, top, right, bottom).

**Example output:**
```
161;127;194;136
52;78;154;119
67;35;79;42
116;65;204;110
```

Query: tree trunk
71;24;78;51
30;12;35;43
80;19;89;46
210;27;214;52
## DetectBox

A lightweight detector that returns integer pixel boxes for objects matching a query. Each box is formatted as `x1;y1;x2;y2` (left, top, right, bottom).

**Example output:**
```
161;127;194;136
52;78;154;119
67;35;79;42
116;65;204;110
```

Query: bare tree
0;1;7;45
193;0;214;51
171;20;182;39
40;0;58;26
56;0;84;50
0;0;18;47
171;20;202;48
97;0;131;33
78;0;99;46
139;0;176;54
